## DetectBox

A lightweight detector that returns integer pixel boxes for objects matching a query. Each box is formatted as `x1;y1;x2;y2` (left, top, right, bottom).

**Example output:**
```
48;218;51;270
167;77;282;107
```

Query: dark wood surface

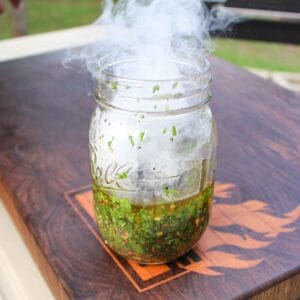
0;51;300;299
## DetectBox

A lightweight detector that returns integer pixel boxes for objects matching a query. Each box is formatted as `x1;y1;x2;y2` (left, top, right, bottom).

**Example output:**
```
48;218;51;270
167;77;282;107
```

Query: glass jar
89;55;217;264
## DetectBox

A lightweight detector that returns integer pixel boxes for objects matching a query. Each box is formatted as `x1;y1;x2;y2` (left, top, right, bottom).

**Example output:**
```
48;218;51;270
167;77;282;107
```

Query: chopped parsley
92;182;214;264
111;81;118;90
152;84;160;93
108;139;113;153
163;186;178;198
116;170;129;179
172;126;177;136
128;135;135;147
139;131;145;142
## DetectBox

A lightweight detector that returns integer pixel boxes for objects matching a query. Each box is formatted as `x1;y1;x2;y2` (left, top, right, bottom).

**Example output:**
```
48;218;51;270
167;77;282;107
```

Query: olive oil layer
93;183;214;264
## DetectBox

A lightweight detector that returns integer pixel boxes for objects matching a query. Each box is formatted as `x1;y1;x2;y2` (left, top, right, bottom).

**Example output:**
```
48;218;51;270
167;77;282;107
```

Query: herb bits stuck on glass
89;55;216;264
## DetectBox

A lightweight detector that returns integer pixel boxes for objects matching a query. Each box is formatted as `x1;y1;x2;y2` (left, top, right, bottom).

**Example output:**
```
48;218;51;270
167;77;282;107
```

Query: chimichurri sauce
93;182;214;264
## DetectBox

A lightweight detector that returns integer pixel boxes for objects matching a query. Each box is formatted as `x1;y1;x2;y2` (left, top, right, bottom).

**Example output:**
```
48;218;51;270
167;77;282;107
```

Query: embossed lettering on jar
89;55;217;264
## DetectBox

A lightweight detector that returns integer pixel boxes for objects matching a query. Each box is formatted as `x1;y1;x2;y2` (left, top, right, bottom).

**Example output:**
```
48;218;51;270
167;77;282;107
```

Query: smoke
65;0;238;80
75;0;239;202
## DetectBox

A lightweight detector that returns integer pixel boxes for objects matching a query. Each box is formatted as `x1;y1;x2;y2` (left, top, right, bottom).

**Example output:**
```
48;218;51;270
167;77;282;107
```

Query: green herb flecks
107;137;114;153
172;126;177;136
162;128;167;134
92;182;214;264
152;84;160;93
200;159;207;191
172;82;179;89
139;131;145;142
129;135;135;147
163;186;178;198
108;139;113;153
111;81;118;90
116;170;129;179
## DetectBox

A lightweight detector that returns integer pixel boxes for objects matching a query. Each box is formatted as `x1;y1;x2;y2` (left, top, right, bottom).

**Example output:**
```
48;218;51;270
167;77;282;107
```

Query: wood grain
251;272;300;300
0;51;299;299
65;183;300;295
0;178;69;300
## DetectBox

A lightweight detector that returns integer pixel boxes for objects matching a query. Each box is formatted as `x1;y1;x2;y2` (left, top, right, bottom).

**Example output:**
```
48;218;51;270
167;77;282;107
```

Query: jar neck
95;56;211;114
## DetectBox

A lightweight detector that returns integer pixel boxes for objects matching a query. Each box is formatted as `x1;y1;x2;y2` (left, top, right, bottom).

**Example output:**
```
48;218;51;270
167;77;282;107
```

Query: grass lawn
1;0;300;72
214;38;300;73
0;0;101;39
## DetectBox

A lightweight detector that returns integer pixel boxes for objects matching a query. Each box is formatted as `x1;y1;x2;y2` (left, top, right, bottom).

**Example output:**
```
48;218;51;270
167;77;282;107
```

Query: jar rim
95;54;212;113
96;54;211;84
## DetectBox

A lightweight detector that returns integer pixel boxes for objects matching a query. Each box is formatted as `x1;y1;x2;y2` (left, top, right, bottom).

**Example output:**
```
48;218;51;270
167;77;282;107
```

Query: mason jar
89;55;217;264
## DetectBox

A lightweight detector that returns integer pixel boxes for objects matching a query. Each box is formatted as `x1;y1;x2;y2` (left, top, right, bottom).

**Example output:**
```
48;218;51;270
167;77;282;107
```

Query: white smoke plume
65;0;238;79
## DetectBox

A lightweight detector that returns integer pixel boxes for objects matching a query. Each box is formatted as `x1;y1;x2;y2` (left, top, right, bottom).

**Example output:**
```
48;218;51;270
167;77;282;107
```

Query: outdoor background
0;0;300;72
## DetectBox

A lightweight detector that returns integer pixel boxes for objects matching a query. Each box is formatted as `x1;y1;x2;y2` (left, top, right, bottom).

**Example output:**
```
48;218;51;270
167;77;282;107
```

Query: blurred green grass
0;0;101;39
214;38;300;73
1;0;300;72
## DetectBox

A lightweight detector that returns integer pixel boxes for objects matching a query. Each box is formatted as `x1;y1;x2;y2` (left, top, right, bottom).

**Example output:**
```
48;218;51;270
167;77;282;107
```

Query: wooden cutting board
0;52;299;299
